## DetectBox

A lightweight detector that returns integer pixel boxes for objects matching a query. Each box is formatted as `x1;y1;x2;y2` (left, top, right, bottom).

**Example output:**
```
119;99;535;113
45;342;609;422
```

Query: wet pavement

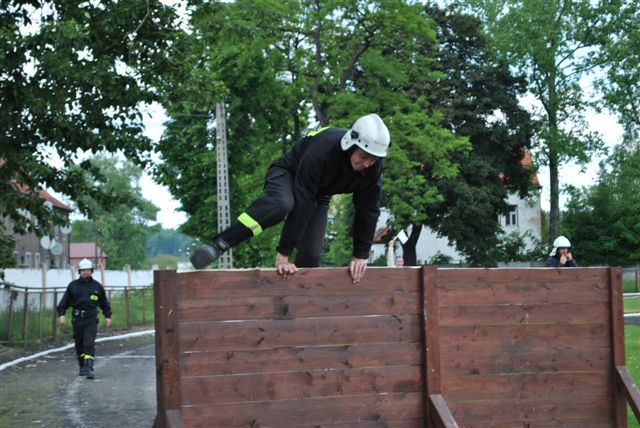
0;334;156;428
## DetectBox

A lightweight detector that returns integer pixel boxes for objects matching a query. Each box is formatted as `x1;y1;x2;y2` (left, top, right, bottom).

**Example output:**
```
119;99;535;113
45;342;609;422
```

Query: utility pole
215;102;233;268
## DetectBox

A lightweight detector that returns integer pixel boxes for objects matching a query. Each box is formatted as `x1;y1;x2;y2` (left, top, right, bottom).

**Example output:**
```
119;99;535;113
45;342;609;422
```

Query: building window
35;252;41;268
505;205;518;226
25;252;32;268
13;251;19;265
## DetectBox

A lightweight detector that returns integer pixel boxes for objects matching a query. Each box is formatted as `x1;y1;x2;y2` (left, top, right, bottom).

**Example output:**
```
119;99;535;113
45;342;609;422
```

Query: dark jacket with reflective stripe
544;256;579;267
57;276;112;318
271;127;382;259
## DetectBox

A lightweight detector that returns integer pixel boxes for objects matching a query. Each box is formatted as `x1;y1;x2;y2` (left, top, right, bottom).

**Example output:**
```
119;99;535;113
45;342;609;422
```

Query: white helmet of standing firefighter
549;235;571;256
341;113;391;158
78;259;94;270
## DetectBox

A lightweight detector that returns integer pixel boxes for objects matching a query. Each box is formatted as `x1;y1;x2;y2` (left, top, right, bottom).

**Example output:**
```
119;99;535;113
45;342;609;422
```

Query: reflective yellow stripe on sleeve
306;126;330;137
238;213;263;236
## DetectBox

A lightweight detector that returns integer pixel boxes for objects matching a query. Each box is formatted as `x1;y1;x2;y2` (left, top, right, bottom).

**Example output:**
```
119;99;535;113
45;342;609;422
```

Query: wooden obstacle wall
153;266;639;428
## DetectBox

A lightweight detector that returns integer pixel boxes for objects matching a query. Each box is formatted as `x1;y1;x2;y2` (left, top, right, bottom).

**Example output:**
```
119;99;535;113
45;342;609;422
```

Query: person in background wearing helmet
545;236;579;267
190;113;390;284
57;259;112;379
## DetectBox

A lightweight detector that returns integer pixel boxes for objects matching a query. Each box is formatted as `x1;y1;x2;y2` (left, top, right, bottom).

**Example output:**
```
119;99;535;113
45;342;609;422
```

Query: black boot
78;358;87;376
85;358;95;379
190;239;229;269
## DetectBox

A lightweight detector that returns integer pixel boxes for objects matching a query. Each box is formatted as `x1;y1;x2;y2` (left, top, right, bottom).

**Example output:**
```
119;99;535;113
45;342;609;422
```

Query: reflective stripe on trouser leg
238;213;263;236
83;354;95;360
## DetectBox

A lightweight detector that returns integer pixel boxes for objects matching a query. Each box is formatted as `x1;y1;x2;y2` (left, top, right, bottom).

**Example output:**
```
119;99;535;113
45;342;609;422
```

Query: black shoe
190;243;224;269
86;367;95;379
79;366;87;376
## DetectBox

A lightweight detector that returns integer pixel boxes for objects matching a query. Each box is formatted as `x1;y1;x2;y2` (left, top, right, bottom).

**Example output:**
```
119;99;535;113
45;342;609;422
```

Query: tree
70;155;159;269
562;142;640;266
415;5;534;266
594;0;640;142
156;0;469;267
1;0;178;245
458;0;618;241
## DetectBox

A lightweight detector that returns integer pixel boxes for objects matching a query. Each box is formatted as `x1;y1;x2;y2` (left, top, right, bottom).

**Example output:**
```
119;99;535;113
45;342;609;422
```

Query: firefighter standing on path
57;258;112;379
190;113;390;284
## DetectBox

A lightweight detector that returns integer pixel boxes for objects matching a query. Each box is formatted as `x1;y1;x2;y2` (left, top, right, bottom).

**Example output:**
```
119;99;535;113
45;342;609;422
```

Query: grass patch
625;277;640;293
626;297;640;313
0;287;154;348
627;325;640;428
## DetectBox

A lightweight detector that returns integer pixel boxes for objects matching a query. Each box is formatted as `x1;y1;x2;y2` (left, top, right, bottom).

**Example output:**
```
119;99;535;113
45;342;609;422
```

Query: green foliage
0;234;16;270
0;0;179;242
415;5;534;266
145;229;196;259
458;0;616;239
626;326;640;428
150;254;179;270
322;195;354;267
69;155;160;269
156;0;470;267
594;1;640;143
562;143;640;266
488;230;547;264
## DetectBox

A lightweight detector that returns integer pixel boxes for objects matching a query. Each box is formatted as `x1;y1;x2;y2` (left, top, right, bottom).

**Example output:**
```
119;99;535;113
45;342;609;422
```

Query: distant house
3;189;73;269
70;243;108;270
369;152;542;264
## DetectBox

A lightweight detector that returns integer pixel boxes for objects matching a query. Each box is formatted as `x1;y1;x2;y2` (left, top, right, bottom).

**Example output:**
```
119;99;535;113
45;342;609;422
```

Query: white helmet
341;113;390;158
78;259;93;270
549;236;571;256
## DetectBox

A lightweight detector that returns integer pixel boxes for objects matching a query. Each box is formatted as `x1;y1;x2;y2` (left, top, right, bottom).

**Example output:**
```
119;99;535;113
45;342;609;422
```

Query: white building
369;155;542;265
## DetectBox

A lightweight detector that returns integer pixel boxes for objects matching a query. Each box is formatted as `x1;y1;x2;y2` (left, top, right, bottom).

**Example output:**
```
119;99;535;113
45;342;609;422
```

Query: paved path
0;335;156;427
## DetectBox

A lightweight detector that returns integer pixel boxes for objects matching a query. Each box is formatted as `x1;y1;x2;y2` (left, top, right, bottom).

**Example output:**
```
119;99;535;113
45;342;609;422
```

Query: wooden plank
610;267;627;427
153;270;180;428
428;394;459;427
179;314;421;352
441;371;613;401
297;420;425;428
440;346;612;375
455;422;614;428
423;265;440;426
182;342;422;377
617;365;640;423
181;392;423;427
439;302;610;326
438;267;609;285
180;267;421;300
436;268;609;305
439;323;610;353
448;396;614;425
179;292;420;322
181;365;422;405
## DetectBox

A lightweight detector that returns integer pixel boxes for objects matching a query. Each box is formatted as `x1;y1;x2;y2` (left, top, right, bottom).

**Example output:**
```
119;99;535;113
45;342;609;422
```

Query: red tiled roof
39;189;73;212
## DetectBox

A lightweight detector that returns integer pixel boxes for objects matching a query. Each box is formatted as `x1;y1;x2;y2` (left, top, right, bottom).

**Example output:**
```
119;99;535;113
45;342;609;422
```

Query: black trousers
222;167;329;267
72;317;98;364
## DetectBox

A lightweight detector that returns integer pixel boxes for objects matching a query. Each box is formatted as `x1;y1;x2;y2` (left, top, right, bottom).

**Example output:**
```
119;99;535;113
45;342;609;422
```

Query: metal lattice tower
215;103;233;268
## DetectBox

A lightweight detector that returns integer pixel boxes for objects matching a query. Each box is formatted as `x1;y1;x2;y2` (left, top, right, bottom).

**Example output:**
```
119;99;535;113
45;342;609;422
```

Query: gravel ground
0;334;156;428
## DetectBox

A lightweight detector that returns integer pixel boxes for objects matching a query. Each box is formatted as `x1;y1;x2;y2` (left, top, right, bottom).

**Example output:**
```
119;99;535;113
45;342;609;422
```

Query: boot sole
190;245;219;269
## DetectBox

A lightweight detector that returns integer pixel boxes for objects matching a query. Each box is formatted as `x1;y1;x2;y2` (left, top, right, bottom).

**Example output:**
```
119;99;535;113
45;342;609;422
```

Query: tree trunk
548;73;560;244
402;224;422;266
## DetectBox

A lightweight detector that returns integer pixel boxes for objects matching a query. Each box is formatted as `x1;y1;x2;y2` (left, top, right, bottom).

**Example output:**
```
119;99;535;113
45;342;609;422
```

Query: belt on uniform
73;309;97;318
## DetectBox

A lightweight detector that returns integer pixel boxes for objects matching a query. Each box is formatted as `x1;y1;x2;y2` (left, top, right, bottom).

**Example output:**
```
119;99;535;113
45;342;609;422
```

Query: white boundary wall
1;268;154;289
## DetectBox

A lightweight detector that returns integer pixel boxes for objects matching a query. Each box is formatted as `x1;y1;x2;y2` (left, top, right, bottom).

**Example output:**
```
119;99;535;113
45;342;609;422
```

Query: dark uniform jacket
544;256;579;267
57;276;112;319
271;127;382;259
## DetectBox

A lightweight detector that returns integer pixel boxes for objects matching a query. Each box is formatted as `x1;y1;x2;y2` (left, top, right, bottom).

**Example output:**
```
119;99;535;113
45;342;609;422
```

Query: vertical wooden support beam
153;270;181;428
609;267;627;427
423;265;441;426
124;287;131;329
7;290;15;342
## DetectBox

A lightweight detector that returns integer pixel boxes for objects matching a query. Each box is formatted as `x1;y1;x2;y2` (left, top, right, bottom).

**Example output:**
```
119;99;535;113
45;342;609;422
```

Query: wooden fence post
153;270;182;428
52;290;58;339
609;267;627;427
7;290;15;342
125;287;132;329
22;288;29;347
